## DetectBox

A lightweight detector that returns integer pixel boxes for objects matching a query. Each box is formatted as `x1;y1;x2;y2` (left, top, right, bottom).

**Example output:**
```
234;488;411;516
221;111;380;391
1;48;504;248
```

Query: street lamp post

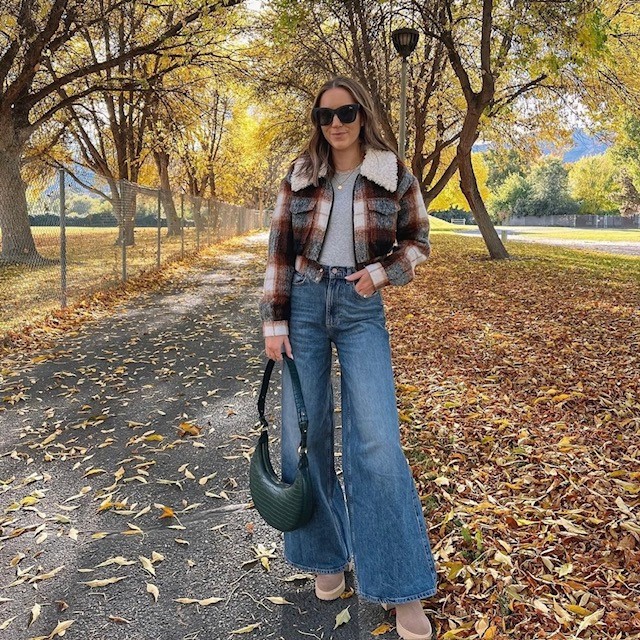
391;27;420;161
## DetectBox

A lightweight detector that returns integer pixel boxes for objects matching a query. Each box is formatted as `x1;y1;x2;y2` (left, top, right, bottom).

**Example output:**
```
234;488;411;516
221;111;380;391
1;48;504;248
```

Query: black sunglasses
312;103;361;127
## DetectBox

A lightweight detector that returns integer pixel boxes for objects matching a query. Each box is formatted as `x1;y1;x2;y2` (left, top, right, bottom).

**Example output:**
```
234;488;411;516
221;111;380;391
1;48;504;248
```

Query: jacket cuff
263;320;289;337
365;262;389;289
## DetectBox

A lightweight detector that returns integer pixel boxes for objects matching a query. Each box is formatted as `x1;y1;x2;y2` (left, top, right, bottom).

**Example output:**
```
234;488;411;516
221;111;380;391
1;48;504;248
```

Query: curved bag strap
257;356;308;451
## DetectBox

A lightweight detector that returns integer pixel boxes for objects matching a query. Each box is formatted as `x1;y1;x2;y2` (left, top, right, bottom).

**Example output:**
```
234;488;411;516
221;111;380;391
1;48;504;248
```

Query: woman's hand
345;269;376;297
265;335;293;361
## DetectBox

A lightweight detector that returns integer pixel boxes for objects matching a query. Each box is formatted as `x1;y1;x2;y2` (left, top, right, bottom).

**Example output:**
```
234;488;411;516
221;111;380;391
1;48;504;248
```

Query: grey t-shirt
318;167;360;268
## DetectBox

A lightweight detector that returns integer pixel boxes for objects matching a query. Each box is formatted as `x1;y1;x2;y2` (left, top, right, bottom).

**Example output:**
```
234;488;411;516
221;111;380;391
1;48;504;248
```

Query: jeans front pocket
292;270;307;286
350;281;379;301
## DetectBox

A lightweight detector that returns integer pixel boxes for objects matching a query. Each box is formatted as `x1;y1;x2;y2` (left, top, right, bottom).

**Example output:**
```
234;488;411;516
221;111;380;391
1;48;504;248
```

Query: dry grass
0;226;214;335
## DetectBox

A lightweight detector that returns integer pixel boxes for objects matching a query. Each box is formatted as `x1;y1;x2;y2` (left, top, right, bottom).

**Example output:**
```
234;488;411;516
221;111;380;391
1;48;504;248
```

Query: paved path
455;228;640;256
0;232;394;640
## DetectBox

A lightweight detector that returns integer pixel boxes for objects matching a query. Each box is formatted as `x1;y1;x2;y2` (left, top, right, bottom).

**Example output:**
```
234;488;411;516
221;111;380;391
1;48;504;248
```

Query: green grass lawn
428;216;459;232
503;226;640;242
453;223;640;243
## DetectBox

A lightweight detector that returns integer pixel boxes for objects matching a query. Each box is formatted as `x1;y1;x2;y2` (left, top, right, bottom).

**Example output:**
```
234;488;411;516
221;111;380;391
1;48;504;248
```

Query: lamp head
392;27;420;59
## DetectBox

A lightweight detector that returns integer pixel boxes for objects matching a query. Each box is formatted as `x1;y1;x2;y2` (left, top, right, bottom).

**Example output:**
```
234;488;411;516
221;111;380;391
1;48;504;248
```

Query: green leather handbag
249;356;315;532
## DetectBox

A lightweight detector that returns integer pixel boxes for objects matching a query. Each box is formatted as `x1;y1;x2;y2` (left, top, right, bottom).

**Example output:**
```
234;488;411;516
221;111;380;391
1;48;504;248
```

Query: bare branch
488;74;548;115
22;0;243;112
425;155;459;202
4;0;68;108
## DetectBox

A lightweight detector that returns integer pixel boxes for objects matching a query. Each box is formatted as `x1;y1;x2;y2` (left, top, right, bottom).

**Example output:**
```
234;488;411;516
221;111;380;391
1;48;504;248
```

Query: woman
260;76;436;640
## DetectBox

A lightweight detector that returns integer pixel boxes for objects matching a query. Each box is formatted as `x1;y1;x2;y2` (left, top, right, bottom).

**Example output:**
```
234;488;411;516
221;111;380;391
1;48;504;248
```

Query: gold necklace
333;165;360;190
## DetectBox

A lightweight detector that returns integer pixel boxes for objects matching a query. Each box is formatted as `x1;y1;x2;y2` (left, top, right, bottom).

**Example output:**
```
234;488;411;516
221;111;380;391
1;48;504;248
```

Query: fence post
59;168;67;308
121;180;127;283
181;192;185;259
157;190;161;268
196;199;200;252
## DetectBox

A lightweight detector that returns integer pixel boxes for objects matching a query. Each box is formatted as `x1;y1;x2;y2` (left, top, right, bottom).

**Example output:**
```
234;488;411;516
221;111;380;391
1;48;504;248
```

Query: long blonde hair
297;77;397;186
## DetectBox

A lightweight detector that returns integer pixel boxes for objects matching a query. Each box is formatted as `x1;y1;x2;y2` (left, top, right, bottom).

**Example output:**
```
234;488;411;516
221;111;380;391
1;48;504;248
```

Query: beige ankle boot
382;601;432;640
314;572;345;600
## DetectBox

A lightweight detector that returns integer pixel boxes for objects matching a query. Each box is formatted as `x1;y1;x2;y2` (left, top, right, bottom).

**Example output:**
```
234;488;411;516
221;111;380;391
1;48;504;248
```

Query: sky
245;0;264;12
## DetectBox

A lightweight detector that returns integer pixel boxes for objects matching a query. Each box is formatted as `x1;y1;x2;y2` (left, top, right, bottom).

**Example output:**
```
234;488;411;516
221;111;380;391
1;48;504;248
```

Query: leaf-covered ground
388;235;640;639
1;231;638;640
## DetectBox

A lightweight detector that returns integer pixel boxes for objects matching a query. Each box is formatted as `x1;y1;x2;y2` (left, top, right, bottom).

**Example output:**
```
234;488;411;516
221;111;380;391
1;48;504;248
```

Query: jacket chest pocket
367;198;398;232
290;197;316;214
290;197;316;246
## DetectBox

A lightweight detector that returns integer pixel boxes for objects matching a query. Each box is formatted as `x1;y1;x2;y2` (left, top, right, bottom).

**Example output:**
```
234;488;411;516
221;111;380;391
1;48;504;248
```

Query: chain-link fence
505;214;640;228
0;170;69;333
0;169;266;336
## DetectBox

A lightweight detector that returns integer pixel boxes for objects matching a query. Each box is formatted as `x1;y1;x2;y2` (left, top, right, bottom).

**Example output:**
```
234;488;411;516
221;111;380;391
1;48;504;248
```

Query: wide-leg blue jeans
280;264;437;604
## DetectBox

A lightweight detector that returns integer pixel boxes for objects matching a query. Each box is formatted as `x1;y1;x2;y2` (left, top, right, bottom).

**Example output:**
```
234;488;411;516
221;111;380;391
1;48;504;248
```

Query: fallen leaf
0;616;17;630
230;622;261;634
95;556;135;568
29;602;41;627
533;599;550;615
83;468;106;477
174;597;223;606
265;596;293;605
372;621;393;635
178;422;202;437
146;583;159;603
334;606;351;629
566;604;591;617
138;556;156;576
494;550;512;567
48;619;75;638
80;576;128;588
282;573;313;582
158;506;175;519
475;617;489;636
576;607;605;634
556;563;573;577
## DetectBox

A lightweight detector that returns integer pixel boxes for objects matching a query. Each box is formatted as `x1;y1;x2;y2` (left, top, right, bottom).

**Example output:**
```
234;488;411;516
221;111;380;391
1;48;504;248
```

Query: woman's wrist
364;262;388;289
263;320;289;338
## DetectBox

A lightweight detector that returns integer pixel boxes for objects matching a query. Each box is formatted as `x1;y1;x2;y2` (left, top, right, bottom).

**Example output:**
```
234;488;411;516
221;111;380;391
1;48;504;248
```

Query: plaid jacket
260;147;430;337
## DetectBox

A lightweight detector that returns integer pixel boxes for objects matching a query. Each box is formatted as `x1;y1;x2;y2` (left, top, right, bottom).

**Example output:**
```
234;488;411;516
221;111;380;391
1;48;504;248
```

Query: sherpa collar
290;147;399;193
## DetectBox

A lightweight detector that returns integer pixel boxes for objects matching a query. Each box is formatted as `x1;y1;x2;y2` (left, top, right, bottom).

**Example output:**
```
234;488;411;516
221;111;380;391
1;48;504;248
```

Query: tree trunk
0;143;41;263
192;198;205;232
188;174;210;234
154;150;180;236
117;217;135;246
457;149;509;259
113;183;136;246
160;189;180;235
